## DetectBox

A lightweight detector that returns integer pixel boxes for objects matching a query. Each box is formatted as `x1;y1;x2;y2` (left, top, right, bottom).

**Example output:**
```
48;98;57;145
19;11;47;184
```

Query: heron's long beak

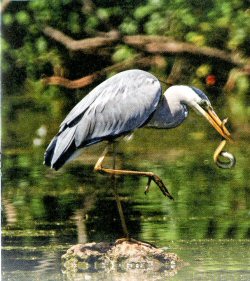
194;104;233;141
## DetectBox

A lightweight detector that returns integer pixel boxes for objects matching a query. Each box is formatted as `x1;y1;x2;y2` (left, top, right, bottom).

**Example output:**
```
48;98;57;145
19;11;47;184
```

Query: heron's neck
147;87;189;129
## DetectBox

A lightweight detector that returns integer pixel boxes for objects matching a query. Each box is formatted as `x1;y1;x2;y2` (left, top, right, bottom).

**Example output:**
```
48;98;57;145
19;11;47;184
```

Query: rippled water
2;126;250;280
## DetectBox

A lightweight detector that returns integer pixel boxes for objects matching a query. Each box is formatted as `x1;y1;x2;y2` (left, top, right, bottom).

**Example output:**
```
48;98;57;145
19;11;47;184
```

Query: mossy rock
62;239;182;273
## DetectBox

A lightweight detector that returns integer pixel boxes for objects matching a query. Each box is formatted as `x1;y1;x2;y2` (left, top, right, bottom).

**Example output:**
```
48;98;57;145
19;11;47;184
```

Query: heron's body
44;69;231;172
45;70;181;170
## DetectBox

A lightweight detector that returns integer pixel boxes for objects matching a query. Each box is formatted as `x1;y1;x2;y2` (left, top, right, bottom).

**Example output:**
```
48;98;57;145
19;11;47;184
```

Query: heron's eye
200;100;211;110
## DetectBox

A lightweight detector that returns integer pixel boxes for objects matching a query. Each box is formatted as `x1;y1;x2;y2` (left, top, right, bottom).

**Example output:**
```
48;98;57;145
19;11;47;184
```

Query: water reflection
2;127;250;280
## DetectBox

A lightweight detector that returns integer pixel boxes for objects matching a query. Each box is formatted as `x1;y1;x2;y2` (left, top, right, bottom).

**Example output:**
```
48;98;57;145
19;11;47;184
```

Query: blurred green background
1;0;250;280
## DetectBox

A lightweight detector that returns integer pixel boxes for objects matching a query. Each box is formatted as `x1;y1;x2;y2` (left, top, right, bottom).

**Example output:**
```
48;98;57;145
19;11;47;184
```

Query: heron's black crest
190;86;209;101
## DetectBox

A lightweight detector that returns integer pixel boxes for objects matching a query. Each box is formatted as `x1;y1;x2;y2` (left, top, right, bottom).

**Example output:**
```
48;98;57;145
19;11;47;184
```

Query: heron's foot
145;174;174;200
115;237;156;248
115;237;129;245
94;146;174;200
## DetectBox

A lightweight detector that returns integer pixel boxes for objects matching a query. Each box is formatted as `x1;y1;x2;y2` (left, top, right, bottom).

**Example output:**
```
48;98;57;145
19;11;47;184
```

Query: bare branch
125;35;247;66
224;65;250;91
43;26;120;53
42;73;98;89
0;0;11;13
42;56;153;89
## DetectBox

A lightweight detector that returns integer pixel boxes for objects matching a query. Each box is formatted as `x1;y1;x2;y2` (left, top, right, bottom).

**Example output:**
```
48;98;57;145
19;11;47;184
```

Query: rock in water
62;240;182;273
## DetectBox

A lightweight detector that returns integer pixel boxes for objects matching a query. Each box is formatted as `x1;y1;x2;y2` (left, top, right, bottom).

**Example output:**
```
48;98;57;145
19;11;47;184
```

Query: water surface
2;125;250;280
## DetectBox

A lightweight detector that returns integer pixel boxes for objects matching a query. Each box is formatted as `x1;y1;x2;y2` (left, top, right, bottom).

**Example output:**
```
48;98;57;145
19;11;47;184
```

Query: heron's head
184;86;232;141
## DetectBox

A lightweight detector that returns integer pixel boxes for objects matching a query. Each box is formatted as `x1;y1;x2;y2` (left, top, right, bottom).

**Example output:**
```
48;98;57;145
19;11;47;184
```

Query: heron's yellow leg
94;144;129;238
94;145;174;200
111;143;129;238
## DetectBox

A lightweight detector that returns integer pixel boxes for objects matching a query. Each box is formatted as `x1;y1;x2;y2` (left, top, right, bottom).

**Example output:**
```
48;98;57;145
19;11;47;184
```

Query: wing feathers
44;70;162;169
45;126;77;170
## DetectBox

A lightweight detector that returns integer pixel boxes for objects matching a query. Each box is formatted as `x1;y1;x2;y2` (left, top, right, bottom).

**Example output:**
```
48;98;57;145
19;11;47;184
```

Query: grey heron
44;69;232;237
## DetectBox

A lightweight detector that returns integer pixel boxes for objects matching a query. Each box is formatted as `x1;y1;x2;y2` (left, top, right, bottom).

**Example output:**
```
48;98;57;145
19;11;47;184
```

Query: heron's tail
44;127;77;170
44;136;58;167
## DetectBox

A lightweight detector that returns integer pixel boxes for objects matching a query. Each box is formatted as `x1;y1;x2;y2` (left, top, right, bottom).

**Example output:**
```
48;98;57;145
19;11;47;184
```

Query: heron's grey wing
73;70;162;147
59;85;103;132
45;69;162;169
60;70;160;130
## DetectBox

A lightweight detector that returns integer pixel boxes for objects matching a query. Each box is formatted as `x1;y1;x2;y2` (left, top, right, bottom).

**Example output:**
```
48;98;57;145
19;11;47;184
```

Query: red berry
206;74;216;86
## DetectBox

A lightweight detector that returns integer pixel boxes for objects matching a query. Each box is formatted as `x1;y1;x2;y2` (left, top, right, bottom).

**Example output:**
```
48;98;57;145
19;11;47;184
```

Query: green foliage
3;13;14;26
120;18;138;35
15;10;31;25
196;64;212;78
112;45;136;62
3;0;249;80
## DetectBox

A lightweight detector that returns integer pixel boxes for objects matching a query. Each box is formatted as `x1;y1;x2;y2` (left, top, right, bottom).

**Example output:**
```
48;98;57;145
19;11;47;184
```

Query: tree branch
43;26;120;53
0;0;11;13
224;65;250;91
43;26;248;67
124;35;248;66
42;56;153;89
42;26;249;90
